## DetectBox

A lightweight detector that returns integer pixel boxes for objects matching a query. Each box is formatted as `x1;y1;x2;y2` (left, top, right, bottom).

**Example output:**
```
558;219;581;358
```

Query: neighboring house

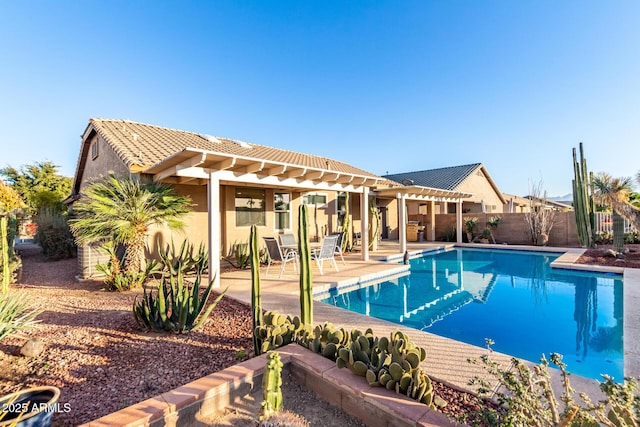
68;119;471;283
502;193;573;213
383;163;506;214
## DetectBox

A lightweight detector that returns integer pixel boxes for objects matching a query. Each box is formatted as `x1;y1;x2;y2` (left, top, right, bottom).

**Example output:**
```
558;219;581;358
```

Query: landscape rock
20;338;45;357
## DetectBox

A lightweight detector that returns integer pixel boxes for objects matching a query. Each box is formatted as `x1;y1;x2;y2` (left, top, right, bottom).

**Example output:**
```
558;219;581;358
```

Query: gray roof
383;163;483;191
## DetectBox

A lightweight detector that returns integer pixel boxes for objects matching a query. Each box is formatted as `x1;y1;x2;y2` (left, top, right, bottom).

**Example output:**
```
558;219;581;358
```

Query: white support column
456;200;463;244
361;188;369;261
207;172;221;288
429;200;436;241
398;193;407;254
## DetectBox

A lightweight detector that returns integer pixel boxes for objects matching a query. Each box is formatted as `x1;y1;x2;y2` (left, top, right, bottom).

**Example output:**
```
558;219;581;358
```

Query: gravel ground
4;242;626;426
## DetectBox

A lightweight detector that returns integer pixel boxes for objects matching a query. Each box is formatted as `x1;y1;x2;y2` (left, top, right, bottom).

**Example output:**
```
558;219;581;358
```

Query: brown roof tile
90;118;381;178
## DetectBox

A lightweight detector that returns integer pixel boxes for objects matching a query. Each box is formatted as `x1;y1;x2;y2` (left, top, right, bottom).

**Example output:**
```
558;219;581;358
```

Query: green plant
257;351;309;426
259;351;284;420
486;215;502;244
70;173;191;275
96;242;159;291
298;205;313;326
158;239;208;276
235;348;247;359
250;224;264;356
255;311;306;354
439;226;456;242
596;231;614;245
464;217;479;242
341;192;352;252
462;339;640;427
613;212;625;253
34;207;76;259
132;269;227;333
573;143;596;248
223;240;252;269
625;231;640;244
0;292;41;342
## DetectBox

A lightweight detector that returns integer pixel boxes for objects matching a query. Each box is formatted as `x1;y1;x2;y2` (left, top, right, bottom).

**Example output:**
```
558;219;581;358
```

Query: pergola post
361;188;369;261
456;199;463;244
398;193;407;254
207;172;221;288
429;200;436;241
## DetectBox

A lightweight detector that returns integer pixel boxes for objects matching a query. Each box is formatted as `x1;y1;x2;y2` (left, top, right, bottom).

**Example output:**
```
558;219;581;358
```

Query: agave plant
0;292;41;342
133;270;227;333
157;238;208;276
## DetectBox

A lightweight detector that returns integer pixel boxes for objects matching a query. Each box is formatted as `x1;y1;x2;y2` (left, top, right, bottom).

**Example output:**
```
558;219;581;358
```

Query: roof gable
383;163;483;191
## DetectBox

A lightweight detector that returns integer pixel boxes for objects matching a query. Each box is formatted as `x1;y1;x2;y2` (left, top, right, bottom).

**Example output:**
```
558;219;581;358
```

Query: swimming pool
317;248;624;381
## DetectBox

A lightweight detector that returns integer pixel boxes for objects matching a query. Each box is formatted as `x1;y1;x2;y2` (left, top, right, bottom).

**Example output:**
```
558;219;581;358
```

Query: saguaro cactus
298;205;313;325
572;143;595;248
250;224;264;356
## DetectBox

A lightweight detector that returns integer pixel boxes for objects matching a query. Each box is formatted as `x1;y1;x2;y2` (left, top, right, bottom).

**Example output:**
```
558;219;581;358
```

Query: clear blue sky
1;1;638;197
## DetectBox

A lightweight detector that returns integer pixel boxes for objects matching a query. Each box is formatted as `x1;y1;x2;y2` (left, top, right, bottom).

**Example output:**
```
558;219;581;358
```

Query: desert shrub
0;292;41;341
96;242;159;291
461;339;640;427
625;231;640;244
595;231;614;245
0;255;21;285
35;208;76;259
439;227;457;242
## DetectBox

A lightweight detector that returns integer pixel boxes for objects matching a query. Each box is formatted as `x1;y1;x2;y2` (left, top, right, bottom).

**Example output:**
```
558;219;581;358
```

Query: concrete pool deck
221;241;638;399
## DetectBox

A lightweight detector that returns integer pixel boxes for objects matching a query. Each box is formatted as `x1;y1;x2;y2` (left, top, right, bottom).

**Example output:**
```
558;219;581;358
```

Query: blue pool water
318;248;624;381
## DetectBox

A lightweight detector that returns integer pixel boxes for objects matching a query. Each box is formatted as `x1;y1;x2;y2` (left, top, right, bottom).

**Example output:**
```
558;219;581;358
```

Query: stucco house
68;119;471;284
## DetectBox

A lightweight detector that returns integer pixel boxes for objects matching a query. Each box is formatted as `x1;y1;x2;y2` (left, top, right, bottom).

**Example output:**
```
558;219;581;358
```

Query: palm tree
69;173;191;275
592;173;640;232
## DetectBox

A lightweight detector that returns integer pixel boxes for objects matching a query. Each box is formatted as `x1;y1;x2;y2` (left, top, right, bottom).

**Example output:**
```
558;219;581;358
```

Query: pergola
143;147;382;287
373;185;472;253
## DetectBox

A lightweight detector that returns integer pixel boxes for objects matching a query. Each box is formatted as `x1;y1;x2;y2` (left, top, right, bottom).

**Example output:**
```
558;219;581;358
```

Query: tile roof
382;163;483;191
88;118;379;178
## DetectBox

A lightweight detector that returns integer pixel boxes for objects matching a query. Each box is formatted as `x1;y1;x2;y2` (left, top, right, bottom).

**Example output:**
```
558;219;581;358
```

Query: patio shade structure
373;185;472;254
144;147;381;287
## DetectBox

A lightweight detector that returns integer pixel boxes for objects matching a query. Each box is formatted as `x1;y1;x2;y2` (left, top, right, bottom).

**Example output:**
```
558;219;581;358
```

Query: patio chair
329;231;346;265
312;234;339;275
279;233;297;256
263;237;298;278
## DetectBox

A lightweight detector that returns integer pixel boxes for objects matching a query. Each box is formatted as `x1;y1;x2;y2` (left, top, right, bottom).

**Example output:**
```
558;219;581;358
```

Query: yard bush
35;208;76;259
96;242;159;291
461;339;640;427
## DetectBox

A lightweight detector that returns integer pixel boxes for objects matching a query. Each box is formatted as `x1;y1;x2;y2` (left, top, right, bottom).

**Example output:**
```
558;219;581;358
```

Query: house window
274;192;291;230
302;192;327;207
235;188;266;227
91;139;99;159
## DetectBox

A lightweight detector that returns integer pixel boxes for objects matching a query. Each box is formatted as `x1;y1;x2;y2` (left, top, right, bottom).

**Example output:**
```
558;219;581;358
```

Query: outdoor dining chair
329;231;346;265
279;233;297;255
312;234;339;275
263;237;298;278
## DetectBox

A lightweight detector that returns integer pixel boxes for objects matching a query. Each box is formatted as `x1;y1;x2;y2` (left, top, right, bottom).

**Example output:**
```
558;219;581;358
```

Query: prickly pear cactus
255;311;305;353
